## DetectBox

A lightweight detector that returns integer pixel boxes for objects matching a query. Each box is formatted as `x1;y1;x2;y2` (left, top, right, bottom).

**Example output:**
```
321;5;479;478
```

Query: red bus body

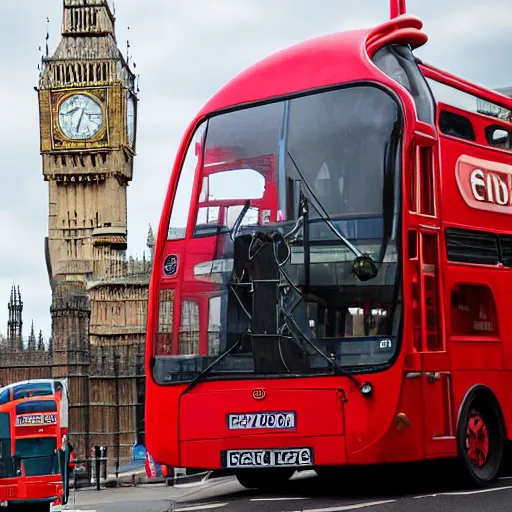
0;380;70;510
146;1;512;488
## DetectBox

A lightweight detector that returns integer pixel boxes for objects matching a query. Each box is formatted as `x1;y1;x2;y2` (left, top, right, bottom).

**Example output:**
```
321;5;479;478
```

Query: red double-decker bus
145;0;512;489
0;379;71;511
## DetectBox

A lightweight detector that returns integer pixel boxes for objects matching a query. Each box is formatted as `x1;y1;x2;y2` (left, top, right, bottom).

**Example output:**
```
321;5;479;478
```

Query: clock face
127;94;135;146
58;94;103;140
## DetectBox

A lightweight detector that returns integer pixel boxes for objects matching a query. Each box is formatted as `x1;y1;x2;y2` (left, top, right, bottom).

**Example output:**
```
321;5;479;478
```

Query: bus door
406;124;453;456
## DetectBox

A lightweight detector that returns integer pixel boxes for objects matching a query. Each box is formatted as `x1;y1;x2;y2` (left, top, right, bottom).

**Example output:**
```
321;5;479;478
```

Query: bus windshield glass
156;84;403;383
16;437;59;477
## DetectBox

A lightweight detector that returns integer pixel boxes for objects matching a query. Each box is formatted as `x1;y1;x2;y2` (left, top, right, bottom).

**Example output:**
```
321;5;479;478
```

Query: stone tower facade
50;282;92;461
50;282;91;378
38;0;137;286
34;1;147;468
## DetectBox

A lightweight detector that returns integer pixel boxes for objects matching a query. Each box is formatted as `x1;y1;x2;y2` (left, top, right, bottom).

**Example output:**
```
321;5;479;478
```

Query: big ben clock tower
37;0;137;286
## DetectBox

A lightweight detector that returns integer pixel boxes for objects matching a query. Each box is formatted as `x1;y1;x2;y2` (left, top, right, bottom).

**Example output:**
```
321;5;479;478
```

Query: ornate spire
39;0;133;87
28;321;36;350
38;330;45;351
147;224;155;260
7;284;23;349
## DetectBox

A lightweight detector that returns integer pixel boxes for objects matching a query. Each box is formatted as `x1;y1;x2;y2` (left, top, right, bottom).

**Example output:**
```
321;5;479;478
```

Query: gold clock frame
50;88;110;151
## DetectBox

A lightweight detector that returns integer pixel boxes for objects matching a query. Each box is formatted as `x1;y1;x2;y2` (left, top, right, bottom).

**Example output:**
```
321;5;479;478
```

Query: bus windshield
16;437;59;477
157;84;403;383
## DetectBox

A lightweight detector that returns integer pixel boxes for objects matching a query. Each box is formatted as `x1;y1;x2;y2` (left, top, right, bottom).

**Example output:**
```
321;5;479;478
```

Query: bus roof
197;16;511;121
198;28;372;116
0;379;68;403
0;379;57;391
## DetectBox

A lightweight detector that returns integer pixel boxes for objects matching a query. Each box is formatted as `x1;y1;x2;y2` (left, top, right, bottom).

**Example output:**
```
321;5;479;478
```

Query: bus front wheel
457;393;504;487
235;468;295;490
8;503;50;512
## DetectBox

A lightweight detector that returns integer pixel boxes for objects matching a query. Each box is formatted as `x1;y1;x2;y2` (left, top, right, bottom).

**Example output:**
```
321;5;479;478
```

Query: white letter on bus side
492;174;509;206
470;169;485;201
486;174;494;203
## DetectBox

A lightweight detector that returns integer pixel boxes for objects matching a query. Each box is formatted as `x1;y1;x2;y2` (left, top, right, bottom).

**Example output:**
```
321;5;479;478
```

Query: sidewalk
76;460;213;488
53;471;317;510
54;476;240;510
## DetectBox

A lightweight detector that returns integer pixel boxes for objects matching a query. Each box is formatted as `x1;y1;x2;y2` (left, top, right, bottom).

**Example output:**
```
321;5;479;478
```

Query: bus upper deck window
486;125;512;150
13;383;53;400
373;44;435;126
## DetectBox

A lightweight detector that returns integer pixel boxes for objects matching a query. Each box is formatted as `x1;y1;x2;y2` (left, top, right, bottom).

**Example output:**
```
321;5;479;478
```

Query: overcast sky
0;0;510;339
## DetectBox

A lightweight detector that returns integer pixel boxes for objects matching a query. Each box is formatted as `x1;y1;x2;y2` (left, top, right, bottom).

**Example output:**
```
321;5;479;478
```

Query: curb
174;471;211;485
72;467;234;490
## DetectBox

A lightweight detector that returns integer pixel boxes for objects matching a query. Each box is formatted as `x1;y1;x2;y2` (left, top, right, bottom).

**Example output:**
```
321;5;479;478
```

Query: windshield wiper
275;259;370;395
286;150;378;282
181;329;249;396
230;200;251;241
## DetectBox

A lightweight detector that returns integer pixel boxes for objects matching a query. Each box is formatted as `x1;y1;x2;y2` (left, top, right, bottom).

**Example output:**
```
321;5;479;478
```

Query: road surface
54;466;512;512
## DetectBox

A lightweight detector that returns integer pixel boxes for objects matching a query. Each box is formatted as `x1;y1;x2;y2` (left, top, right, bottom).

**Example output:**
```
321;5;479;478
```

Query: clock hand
62;107;80;116
76;109;85;134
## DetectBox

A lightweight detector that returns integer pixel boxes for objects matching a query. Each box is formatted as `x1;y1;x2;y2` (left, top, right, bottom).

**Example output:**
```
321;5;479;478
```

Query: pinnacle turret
7;284;23;349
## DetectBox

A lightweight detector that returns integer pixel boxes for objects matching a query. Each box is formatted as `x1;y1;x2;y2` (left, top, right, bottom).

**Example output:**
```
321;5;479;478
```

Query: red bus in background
0;379;71;511
145;0;512;490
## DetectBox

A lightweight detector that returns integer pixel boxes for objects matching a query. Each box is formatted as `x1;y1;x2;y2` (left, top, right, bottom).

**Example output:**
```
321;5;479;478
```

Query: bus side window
450;284;498;337
486;125;512;150
439;110;475;142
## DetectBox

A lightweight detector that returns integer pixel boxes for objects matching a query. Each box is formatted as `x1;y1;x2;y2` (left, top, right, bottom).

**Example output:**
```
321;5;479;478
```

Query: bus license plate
224;448;313;468
0;486;18;502
227;412;296;430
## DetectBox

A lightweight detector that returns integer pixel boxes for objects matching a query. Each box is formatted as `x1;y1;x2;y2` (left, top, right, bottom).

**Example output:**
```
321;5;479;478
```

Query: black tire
235;468;295;490
315;466;348;482
8;503;50;512
457;393;504;487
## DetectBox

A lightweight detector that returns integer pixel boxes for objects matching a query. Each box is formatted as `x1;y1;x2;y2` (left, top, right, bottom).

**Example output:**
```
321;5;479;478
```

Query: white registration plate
227;412;296;430
225;448;313;468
